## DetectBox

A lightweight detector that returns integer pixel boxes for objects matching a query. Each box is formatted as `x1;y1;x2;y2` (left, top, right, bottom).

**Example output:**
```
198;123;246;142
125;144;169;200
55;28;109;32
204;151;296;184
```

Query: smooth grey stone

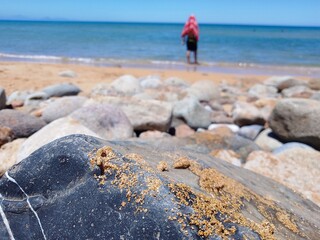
6;90;32;105
269;98;320;150
254;128;283;152
88;96;172;132
308;78;320;90
173;96;211;128
41;96;87;123
238;125;264;140
311;91;320;101
59;70;77;78
281;85;314;98
0;109;46;138
42;83;81;97
272;142;315;155
139;75;163;89
70;103;133;139
248;84;278;99
110;75;142;96
24;91;49;107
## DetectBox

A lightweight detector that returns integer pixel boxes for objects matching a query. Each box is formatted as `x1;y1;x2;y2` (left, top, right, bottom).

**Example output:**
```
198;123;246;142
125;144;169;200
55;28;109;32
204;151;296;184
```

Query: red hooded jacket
181;15;199;41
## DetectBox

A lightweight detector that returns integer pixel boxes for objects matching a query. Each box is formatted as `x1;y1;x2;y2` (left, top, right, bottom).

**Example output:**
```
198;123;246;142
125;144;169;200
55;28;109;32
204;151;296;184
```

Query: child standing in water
181;15;199;64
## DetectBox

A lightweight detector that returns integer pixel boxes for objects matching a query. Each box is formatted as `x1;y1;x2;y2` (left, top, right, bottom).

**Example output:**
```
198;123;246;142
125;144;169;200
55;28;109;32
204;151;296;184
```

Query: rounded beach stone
41;96;87;123
90;83;111;97
276;78;307;91
175;124;195;138
6;90;32;105
164;77;189;88
264;76;302;89
272;142;315;155
24;91;49;107
232;101;265;127
70;103;133;139
210;111;233;124
139;130;171;139
210;149;242;167
173;96;211;128
184;80;219;102
110;75;142;96
0;127;14;147
269;98;320;150
248;84;278;99
311;91;320;101
253;98;277;121
0;109;46;138
132;91;160;101
208;123;239;133
16;117;100;162
42;83;81;97
89;96;173;132
238;125;264;140
308;78;320;90
0;138;26;176
245;148;320;206
254;128;283;152
281;85;314;98
140;75;163;89
59;70;77;78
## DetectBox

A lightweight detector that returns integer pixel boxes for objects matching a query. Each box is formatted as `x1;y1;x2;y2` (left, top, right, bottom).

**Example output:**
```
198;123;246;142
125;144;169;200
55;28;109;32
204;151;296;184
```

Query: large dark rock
0;109;46;138
269;98;320;150
0;135;319;239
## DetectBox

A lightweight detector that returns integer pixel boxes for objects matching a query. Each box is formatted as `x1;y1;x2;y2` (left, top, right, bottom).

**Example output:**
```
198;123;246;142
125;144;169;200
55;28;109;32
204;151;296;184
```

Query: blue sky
0;0;319;26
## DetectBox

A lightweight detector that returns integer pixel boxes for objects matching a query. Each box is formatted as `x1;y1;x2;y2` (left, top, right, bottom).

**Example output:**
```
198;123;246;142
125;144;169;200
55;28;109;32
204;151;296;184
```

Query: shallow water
1;21;320;76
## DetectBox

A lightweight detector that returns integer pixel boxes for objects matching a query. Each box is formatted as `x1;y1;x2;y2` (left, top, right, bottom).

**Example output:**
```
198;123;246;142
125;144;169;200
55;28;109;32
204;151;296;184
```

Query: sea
1;20;320;76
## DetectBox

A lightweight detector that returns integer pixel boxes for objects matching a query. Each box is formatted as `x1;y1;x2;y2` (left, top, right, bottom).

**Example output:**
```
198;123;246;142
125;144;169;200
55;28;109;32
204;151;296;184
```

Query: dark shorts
187;37;197;52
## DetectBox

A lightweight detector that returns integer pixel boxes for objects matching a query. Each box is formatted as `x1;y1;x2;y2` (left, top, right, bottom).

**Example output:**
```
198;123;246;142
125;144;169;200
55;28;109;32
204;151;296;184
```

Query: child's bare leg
186;51;191;64
194;51;198;64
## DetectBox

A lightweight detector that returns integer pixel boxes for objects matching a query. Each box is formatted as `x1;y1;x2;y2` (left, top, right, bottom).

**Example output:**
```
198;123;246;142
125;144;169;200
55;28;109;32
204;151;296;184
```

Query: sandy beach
0;61;274;95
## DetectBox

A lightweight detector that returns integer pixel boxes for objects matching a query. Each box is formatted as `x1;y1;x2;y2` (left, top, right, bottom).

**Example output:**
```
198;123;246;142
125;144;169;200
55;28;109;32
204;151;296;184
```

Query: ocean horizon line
0;19;319;29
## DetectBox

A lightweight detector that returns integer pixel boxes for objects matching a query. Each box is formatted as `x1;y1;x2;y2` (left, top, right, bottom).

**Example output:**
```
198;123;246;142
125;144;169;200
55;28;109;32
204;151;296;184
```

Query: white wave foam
0;52;61;61
150;60;184;65
0;52;132;65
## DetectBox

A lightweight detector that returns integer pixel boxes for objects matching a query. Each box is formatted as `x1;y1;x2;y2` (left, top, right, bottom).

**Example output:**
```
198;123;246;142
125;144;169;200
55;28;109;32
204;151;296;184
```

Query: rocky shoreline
1;69;320;239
